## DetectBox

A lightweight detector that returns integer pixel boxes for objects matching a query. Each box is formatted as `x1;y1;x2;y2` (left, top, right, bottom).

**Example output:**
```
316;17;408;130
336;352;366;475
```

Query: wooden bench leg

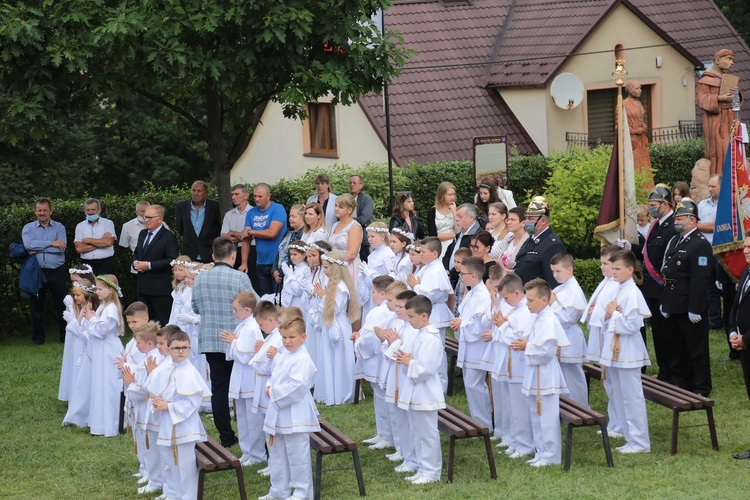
483;433;497;480
234;464;248;500
351;448;367;496
447;435;456;483
706;407;719;451
563;423;574;472
447;356;457;396
314;451;323;500
353;379;361;404
197;469;206;500
119;392;126;434
670;409;680;455
599;424;614;467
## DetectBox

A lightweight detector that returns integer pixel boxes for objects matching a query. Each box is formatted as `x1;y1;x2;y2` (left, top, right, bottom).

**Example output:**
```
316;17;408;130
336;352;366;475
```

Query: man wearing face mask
660;198;713;396
630;184;678;382
513;196;565;288
74;198;117;275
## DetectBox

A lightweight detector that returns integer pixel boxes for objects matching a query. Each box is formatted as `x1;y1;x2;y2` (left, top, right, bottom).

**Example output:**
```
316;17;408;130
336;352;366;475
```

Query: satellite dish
550;73;584;110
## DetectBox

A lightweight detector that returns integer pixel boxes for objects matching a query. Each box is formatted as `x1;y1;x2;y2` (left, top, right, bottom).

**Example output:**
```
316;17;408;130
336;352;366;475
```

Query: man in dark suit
632;183;678;381
514;196;565;288
175;180;221;262
443;203;480;288
349;174;374;261
660;198;713;396
133;204;179;327
730;233;750;459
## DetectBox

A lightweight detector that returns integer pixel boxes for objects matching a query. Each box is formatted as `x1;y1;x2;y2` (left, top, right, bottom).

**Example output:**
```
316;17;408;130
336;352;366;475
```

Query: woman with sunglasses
389;191;425;240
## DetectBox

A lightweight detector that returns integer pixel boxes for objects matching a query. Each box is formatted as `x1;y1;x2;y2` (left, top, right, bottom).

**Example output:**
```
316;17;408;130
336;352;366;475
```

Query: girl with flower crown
389;228;414;282
280;240;311;309
167;256;193;325
314;251;361;405
358;222;396;319
305;241;331;373
59;280;99;403
83;274;125;437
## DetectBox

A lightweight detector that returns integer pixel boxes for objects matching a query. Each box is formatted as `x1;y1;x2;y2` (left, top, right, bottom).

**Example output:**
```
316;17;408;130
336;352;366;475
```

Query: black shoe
720;357;739;362
33;340;45;346
221;435;238;448
733;449;750;459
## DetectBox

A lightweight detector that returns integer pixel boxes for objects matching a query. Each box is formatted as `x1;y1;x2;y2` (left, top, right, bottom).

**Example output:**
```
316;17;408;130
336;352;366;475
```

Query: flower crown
73;281;96;293
309;242;328;253
392;227;414;241
321;254;347;267
289;243;310;253
69;264;93;275
96;275;123;298
367;226;390;234
170;259;198;268
407;244;421;252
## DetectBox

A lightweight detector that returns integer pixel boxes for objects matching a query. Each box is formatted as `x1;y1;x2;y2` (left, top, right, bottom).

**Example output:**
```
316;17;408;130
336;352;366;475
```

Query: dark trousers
234;245;261;294
667;313;712;396
740;349;750;401
84;256;115;276
645;296;673;381
29;266;68;344
707;257;723;328
719;266;740;359
137;293;173;328
256;263;275;296
204;352;236;444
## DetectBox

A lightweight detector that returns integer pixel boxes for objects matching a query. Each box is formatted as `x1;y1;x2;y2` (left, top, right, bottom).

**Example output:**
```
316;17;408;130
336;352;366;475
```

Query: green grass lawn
1;328;749;499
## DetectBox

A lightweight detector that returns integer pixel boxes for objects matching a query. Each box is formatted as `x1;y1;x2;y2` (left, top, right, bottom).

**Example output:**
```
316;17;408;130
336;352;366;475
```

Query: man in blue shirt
21;197;68;345
175;180;222;262
240;183;287;295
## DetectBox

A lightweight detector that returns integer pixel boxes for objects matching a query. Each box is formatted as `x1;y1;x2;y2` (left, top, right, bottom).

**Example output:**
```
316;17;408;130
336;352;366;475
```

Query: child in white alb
280;241;311;309
519;279;570;467
304;241;331;382
584;246;624;438
395;295;446;485
549;252;589;407
389;228;414;282
450;257;493;430
261;317;320;500
601;250;651;454
147;330;210;500
221;292;267;466
409;237;454;394
352;275;395;450
359;223;395;319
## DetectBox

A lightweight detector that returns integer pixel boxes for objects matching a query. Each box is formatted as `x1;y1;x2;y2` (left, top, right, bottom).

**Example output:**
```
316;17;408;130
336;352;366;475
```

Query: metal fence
566;120;703;149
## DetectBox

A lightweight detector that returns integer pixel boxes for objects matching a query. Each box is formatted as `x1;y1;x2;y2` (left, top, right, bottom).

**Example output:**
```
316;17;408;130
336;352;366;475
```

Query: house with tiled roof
231;0;750;185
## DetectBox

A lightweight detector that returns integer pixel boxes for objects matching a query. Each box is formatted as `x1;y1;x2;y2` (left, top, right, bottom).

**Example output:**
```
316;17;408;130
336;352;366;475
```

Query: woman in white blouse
302;202;329;244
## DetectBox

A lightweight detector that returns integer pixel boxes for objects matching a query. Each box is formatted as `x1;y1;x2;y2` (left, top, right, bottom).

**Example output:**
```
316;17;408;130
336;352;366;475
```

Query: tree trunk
205;79;232;214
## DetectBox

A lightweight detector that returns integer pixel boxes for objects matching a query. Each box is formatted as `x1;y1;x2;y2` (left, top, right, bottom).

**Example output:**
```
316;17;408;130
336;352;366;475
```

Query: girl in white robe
59;281;96;402
314;251;360;405
85;274;125;437
389;228;413;283
305;241;331;375
280;241;311;309
359;223;395;319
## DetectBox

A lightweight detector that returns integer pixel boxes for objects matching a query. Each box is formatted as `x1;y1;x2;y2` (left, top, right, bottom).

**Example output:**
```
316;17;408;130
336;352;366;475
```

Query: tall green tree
715;0;750;46
0;1;410;212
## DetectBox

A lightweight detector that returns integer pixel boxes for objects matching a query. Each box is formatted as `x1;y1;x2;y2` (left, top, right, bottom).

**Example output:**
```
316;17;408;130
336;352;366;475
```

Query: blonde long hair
322;251;361;326
171;255;193;290
97;274;125;334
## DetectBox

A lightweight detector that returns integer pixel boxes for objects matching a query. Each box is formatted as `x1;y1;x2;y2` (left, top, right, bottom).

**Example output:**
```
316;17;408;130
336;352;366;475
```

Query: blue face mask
86;214;100;222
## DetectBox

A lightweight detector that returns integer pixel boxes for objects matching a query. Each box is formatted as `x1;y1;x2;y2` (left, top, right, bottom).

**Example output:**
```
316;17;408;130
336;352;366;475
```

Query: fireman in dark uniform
660;198;713;396
514;196;565;288
632;183;678;381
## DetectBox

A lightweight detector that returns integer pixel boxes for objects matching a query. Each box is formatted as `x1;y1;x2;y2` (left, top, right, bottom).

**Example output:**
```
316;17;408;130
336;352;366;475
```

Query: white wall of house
231;101;388;185
499;4;698;154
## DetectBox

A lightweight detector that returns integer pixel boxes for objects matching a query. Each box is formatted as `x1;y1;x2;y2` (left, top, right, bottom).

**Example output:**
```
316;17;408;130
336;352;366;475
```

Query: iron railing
566;120;703;149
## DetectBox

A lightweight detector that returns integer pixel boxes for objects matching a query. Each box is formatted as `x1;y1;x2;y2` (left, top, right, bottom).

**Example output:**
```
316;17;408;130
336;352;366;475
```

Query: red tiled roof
358;0;750;166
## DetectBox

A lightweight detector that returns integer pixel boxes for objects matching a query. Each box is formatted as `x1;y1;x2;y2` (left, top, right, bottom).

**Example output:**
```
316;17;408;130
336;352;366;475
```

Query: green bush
508;152;551;205
573;258;603;296
400;160;475;216
649;138;704;186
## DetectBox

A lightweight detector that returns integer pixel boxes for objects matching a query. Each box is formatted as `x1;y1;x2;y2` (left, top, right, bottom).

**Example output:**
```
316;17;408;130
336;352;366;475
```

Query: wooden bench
195;436;247;500
559;396;614;471
309;418;366;500
444;337;459;395
583;363;719;455
438;405;497;483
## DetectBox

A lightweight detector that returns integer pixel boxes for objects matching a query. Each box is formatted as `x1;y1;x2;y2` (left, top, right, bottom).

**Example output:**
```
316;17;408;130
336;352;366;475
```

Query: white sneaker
241;457;266;467
137;485;160;494
509;451;529;459
362;435;381;445
369;440;395;450
137;476;149;485
489;435;501;441
412;476;439;485
530;460;552;467
258;495;285;500
154;494;167;500
504;447;517;456
618;445;649;454
496;440;511;449
257;466;271;477
386;451;403;462
608;431;625;439
615;444;630;452
526;457;540;465
405;473;422;482
394;463;416;473
133;473;143;478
